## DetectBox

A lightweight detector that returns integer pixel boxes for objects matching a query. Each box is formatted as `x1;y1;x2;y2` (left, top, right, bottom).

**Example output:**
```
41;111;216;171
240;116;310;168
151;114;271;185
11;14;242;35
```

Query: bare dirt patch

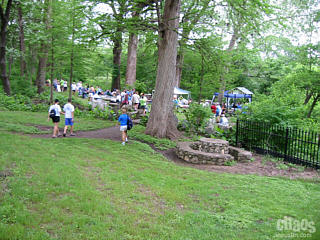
31;125;122;142
161;148;320;180
0;170;13;199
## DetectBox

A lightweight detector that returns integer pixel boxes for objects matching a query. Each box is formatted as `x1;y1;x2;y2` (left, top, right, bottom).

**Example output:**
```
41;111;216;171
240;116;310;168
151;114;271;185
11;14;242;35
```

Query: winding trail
32;125;122;142
29;125;320;180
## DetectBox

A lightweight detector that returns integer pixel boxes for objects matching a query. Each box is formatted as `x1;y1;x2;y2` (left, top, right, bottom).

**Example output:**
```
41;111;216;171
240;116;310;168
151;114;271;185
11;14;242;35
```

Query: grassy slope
0;113;320;240
0;111;114;133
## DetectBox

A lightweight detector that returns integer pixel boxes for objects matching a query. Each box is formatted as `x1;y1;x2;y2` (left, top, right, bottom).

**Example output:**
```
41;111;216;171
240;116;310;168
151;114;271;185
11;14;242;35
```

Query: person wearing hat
48;99;64;138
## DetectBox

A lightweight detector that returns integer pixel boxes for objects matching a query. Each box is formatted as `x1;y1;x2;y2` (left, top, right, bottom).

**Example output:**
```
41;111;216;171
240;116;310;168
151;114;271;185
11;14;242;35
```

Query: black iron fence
236;119;320;169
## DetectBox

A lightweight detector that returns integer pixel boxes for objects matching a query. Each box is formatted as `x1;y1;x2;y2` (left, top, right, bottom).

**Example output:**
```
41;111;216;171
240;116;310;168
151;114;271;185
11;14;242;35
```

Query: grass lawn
0;111;115;133
0;111;320;240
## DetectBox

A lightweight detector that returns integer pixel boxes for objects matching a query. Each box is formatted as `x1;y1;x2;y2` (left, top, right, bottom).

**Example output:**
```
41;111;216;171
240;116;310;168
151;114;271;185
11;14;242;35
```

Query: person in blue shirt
118;108;129;145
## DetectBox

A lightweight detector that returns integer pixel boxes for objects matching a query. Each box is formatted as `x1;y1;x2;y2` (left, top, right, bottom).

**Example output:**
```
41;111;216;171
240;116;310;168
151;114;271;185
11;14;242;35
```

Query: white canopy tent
174;87;191;99
152;87;191;99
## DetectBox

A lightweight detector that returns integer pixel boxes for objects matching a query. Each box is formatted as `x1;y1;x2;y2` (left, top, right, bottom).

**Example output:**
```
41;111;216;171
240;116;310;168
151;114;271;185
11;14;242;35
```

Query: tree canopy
0;0;319;134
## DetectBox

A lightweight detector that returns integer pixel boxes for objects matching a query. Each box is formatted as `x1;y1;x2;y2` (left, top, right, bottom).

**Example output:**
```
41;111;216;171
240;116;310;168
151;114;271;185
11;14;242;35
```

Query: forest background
0;0;320;132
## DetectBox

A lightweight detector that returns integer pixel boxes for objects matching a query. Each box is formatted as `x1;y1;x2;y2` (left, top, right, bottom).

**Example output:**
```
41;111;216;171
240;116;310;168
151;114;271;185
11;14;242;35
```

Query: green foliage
139;114;149;127
0;91;47;112
211;125;236;145
74;107;119;121
130;125;176;150
242;75;320;131
224;160;237;166
182;103;212;134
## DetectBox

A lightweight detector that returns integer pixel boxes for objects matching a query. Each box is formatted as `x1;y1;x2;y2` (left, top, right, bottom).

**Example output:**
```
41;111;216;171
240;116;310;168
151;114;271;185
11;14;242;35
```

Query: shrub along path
30;125;320;180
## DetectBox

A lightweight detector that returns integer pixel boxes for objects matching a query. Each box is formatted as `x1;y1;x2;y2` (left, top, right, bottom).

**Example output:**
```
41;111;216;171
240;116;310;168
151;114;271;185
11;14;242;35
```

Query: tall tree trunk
50;7;54;104
36;0;51;94
69;1;75;101
8;54;13;79
30;45;38;85
0;0;13;95
307;94;320;118
175;50;183;87
36;44;49;94
145;0;181;139
304;90;312;105
18;3;27;78
125;32;138;86
217;28;239;104
175;0;211;87
198;54;205;104
111;31;122;90
50;42;54;104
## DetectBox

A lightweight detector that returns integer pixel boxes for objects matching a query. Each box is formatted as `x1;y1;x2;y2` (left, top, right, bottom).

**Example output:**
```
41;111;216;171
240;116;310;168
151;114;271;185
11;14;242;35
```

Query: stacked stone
196;138;229;154
176;141;234;165
176;137;253;165
228;146;253;163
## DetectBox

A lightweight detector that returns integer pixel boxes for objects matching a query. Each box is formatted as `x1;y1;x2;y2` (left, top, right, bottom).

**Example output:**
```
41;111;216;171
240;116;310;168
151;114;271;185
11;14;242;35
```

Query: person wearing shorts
118;107;129;146
63;98;75;137
48;99;64;138
132;91;140;111
139;93;147;114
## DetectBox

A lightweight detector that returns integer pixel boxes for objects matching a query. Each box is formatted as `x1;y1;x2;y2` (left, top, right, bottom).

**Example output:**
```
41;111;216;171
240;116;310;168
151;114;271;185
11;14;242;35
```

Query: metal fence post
236;118;239;146
284;127;289;162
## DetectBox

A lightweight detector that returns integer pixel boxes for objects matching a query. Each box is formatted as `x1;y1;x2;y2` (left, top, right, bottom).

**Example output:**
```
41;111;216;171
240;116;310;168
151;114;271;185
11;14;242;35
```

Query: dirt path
32;125;122;142
30;125;320;180
161;148;319;180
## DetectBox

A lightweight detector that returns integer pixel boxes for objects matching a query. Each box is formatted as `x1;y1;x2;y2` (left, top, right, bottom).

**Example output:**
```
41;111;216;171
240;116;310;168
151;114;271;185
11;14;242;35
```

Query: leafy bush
139;114;149;126
241;77;320;132
75;106;119;121
181;103;212;134
129;125;176;150
0;91;45;111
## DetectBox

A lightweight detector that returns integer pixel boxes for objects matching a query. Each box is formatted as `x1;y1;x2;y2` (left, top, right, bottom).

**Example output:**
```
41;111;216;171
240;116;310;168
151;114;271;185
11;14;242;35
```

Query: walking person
63;98;75;137
139;93;147;115
216;103;222;123
132;91;140;111
118;108;129;146
48;99;64;138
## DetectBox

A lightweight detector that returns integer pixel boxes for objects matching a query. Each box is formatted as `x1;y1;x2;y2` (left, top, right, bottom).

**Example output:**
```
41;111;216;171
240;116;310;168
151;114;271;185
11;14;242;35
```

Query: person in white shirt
63;98;75;137
72;82;76;94
56;83;61;92
219;114;229;127
132;91;140;110
48;99;64;138
63;80;68;92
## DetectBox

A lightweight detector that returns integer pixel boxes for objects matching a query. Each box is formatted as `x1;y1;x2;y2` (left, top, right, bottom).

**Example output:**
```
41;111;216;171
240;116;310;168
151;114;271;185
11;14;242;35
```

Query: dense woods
0;0;319;133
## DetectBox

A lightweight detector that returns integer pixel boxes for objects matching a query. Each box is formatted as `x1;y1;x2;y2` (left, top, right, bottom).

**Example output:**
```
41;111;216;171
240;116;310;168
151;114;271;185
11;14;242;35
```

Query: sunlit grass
0;111;115;132
0;111;319;240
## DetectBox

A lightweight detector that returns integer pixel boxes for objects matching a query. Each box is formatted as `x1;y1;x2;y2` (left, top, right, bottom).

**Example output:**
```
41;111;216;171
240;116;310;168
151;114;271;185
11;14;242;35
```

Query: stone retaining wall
191;138;229;154
176;142;234;165
176;137;253;165
228;146;253;163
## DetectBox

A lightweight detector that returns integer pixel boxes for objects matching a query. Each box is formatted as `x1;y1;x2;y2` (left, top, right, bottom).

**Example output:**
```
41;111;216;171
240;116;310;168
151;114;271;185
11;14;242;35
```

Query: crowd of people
210;102;229;127
210;102;244;127
47;81;149;142
48;79;150;112
48;97;134;146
